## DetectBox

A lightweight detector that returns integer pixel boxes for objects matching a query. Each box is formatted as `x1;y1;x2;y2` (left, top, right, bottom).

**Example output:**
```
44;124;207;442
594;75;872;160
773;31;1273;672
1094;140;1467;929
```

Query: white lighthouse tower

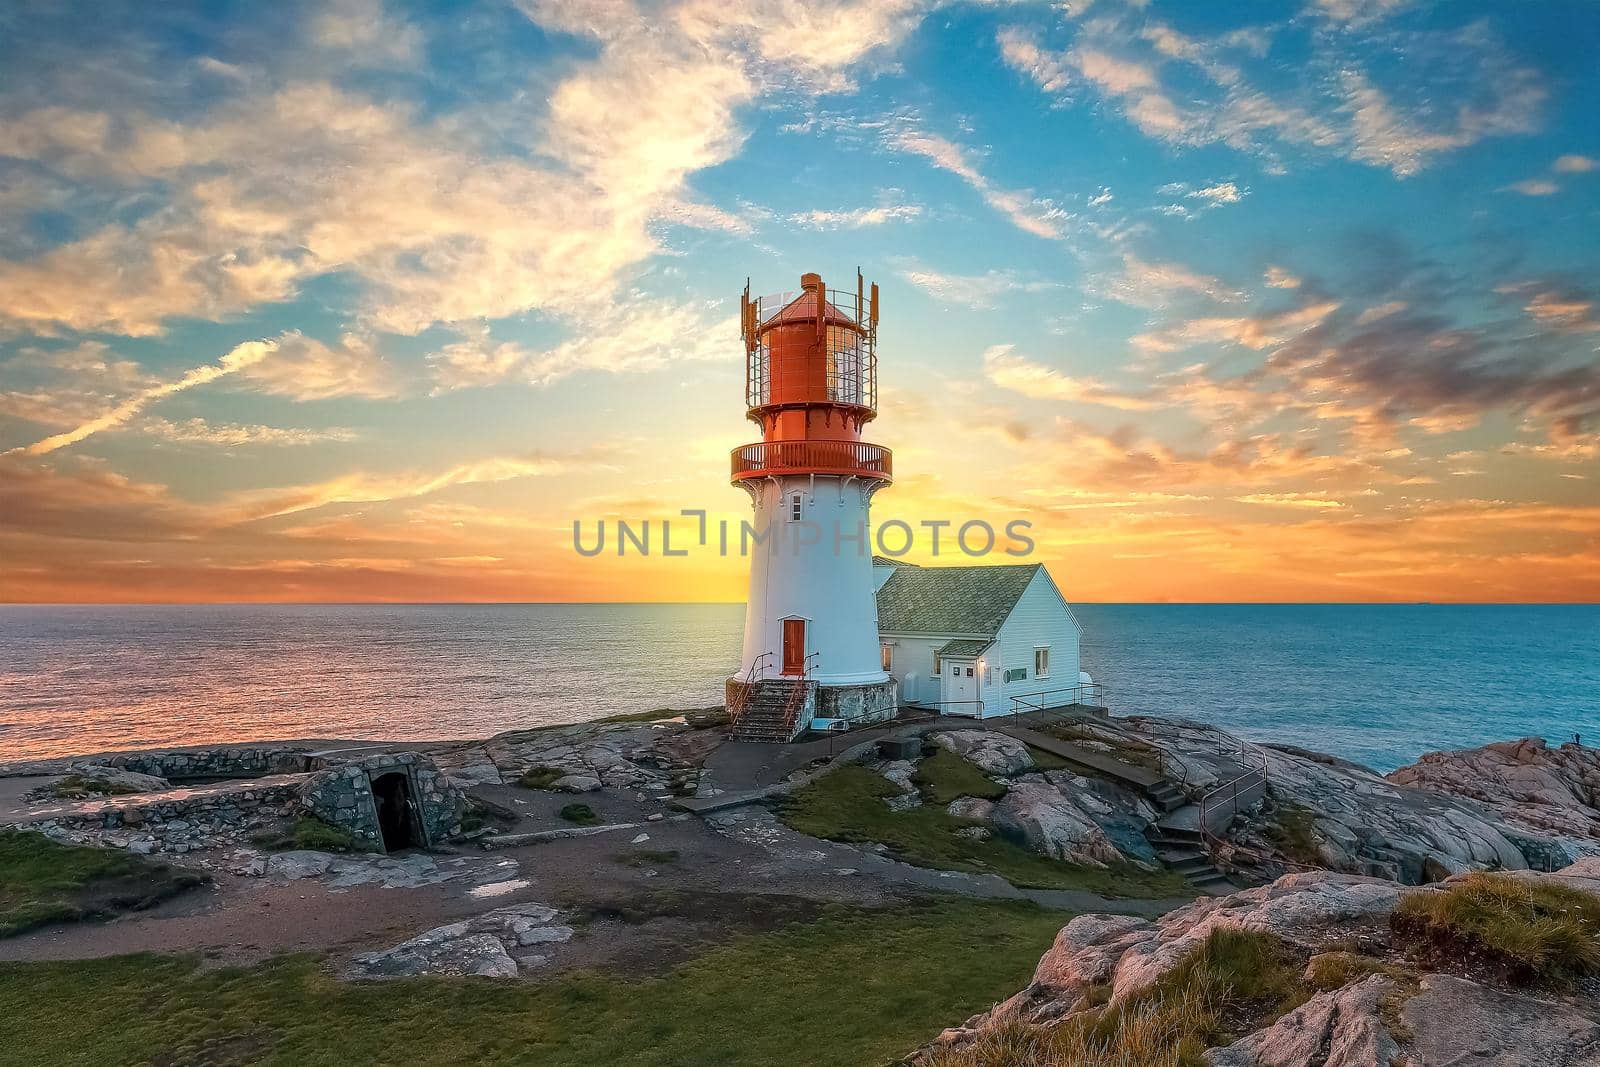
727;271;898;742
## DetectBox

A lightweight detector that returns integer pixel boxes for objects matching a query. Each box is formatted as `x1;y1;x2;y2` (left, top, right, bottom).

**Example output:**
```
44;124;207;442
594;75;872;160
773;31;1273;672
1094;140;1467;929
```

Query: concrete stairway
729;679;811;743
995;722;1238;895
1148;816;1236;895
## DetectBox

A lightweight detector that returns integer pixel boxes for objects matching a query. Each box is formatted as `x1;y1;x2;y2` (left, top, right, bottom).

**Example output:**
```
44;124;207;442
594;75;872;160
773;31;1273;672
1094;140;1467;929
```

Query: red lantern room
731;271;892;484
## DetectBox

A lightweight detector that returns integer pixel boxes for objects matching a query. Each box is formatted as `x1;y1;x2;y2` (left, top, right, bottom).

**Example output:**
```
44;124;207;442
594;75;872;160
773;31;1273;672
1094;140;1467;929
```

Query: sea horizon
3;602;1594;772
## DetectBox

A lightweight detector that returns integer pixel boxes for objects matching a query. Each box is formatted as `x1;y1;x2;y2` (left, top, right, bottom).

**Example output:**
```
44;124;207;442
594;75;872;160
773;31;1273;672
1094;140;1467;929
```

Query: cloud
428;298;735;392
310;0;422;63
1098;253;1238;309
898;267;1062;309
1189;182;1244;204
1502;179;1559;196
5;338;279;456
982;345;1161;409
0;1;935;338
1553;154;1597;173
1522;291;1600;334
790;203;923;229
1133;300;1340;354
890;129;1069;240
1311;0;1413;24
225;454;585;521
998;17;1543;177
1264;266;1302;289
140;417;358;446
0;456;214;541
237;332;402;400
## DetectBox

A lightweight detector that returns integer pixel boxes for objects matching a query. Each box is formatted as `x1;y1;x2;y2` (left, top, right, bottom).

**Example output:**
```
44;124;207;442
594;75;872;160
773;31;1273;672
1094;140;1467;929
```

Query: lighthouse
727;271;899;742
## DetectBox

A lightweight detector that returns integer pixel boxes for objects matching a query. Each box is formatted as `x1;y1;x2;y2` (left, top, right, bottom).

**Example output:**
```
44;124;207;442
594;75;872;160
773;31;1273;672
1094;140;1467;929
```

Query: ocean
0;603;1594;771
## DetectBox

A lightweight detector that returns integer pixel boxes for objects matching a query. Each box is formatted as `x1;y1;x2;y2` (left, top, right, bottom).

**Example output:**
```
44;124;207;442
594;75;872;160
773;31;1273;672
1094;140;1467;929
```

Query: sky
0;0;1596;604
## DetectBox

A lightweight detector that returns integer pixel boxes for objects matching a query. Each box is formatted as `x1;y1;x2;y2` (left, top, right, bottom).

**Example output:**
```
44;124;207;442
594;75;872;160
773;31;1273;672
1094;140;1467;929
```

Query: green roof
936;639;993;657
876;563;1042;636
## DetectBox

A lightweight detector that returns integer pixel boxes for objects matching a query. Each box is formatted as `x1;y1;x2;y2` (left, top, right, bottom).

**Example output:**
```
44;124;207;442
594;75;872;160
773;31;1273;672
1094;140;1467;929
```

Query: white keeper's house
873;558;1091;719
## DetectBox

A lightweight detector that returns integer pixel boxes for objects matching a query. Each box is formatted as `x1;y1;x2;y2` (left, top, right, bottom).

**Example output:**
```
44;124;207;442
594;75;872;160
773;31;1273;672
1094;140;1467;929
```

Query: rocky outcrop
991;776;1124;867
1389;738;1600;851
916;866;1600;1067
347;902;572;979
1399;973;1600;1066
428;720;704;797
930;730;1035;777
1208;975;1402;1067
1106;716;1553;882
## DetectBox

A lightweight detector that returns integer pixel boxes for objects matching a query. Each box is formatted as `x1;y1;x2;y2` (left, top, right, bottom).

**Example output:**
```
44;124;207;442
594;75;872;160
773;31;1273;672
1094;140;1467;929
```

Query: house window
932;652;942;675
881;643;893;671
1034;647;1050;678
790;493;803;521
1004;667;1027;684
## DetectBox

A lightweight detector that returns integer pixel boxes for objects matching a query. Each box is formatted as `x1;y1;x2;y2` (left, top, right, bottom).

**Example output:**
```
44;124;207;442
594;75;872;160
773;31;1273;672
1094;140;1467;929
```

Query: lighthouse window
789;493;803;521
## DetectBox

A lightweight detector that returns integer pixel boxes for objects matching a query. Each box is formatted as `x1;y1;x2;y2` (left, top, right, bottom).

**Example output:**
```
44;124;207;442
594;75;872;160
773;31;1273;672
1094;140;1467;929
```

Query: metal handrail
1198;748;1270;855
1008;682;1107;722
917;699;985;719
780;652;820;736
727;652;773;727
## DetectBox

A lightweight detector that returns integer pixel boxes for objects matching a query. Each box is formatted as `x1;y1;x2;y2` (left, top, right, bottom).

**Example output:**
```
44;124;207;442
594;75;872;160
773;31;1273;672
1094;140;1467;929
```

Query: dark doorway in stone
371;771;419;852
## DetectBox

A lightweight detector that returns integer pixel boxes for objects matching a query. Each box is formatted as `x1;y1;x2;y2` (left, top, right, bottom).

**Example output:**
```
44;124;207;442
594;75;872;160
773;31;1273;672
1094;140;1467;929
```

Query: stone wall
103;746;312;780
818;678;899;726
299;752;466;851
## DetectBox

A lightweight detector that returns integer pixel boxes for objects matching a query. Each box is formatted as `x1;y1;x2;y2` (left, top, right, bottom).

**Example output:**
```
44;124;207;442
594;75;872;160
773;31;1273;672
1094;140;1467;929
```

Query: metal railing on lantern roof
730;440;892;482
742;278;879;413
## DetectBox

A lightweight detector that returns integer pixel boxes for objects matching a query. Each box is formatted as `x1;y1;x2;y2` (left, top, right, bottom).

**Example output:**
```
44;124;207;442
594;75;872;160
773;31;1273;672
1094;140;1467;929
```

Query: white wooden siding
990;569;1082;717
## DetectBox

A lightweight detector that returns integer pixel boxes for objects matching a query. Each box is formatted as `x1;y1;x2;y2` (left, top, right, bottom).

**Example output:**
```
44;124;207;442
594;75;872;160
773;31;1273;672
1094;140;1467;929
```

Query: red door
782;618;806;675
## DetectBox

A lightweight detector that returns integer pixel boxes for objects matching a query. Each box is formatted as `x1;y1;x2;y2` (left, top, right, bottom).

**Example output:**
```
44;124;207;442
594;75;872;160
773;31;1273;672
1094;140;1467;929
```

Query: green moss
48;775;141;799
778;766;1190;899
517;766;569;791
1392;872;1600;986
913;749;1008;805
250;818;367;854
1264;802;1323;867
0;830;206;938
559;804;600;826
1025;745;1076;772
0;899;1066;1067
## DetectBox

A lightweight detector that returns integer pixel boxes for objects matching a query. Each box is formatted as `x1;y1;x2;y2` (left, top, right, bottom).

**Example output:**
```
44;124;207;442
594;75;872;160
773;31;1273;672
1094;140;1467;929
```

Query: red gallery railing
730;440;892;482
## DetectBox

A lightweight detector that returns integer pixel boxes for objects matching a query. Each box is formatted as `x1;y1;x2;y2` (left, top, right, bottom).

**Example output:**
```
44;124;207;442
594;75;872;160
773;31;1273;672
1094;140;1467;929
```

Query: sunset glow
2;1;1596;604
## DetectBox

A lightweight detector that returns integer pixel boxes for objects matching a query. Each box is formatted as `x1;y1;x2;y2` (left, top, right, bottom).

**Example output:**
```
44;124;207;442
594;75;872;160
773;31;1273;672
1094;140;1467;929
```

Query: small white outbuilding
873;559;1092;718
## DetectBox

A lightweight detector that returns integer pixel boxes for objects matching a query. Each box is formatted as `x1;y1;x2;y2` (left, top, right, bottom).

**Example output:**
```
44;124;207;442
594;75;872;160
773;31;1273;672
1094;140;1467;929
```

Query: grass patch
47;775;141;800
779;766;1189;899
0;830;206;938
925;928;1307;1067
250;818;367;854
1263;802;1323;867
913;749;1008;805
517;766;569;791
614;849;680;869
1026;746;1076;772
559;804;600;826
1391;872;1600;987
0;898;1066;1067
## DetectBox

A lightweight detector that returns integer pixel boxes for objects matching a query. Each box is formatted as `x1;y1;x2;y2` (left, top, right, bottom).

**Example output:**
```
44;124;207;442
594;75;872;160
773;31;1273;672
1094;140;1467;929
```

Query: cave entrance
371;771;420;852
